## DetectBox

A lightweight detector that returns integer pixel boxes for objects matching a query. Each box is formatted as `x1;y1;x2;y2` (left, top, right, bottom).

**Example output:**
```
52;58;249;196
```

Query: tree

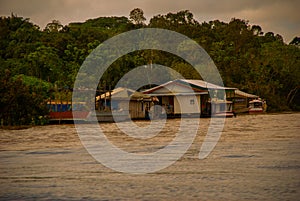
251;25;263;35
26;45;63;82
1;11;300;115
289;36;300;46
0;70;49;126
129;8;146;25
44;20;63;32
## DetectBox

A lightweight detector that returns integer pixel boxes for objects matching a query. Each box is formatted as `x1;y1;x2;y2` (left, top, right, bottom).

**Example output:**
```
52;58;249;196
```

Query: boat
47;101;91;122
248;99;266;114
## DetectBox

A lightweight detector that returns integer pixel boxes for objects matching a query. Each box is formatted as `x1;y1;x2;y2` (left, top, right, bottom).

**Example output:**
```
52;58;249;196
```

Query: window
190;99;195;105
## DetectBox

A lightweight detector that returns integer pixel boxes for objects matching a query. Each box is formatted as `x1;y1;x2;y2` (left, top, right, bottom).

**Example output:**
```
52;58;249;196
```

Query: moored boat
248;99;266;114
47;101;91;122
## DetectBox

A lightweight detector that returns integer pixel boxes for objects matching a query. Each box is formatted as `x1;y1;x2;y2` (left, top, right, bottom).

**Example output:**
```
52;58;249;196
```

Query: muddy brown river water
0;113;299;200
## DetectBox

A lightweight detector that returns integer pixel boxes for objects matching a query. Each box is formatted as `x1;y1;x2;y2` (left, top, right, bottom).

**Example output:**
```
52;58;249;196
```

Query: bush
0;70;49;126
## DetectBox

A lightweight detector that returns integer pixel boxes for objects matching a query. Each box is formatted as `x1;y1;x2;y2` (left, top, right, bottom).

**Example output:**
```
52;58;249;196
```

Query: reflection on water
0;113;299;200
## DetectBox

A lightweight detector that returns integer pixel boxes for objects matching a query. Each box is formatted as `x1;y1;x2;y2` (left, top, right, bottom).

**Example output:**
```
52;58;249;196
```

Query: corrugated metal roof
143;79;236;94
179;79;236;90
235;90;259;98
98;87;151;100
146;92;208;96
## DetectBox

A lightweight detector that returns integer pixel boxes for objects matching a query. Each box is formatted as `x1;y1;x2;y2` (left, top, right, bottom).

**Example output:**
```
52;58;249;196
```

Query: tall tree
44;20;63;32
129;8;146;25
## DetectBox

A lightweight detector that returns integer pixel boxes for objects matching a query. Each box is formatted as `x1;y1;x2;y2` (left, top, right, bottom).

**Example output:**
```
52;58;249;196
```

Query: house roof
145;92;208;96
143;79;236;94
235;90;259;98
179;79;236;90
97;87;151;100
98;87;131;99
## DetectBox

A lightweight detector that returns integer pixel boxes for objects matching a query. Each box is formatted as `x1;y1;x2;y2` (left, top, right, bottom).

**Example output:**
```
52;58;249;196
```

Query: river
0;113;299;200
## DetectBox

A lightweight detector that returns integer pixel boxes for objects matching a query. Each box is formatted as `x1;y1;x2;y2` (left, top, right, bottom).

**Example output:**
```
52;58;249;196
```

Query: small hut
96;87;153;120
232;90;259;113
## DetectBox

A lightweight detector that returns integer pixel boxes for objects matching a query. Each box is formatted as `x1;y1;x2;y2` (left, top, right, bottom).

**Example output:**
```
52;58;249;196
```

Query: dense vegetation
1;9;299;125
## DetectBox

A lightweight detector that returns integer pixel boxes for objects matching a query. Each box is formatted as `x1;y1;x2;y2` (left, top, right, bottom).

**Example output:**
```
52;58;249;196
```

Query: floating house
231;90;259;113
96;87;154;121
142;79;236;117
47;81;264;123
229;90;267;114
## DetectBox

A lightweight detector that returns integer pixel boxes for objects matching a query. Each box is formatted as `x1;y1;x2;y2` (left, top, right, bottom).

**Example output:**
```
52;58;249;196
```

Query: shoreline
1;111;299;130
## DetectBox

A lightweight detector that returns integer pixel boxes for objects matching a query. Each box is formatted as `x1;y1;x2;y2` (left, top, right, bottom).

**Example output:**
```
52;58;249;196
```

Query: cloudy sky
0;0;299;43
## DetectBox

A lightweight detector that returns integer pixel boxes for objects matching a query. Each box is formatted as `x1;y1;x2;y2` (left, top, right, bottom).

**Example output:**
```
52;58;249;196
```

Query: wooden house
231;90;259;113
142;79;236;117
96;87;153;120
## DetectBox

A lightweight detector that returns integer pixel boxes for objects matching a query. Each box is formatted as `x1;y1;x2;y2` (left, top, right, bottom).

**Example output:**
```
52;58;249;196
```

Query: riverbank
1;111;299;130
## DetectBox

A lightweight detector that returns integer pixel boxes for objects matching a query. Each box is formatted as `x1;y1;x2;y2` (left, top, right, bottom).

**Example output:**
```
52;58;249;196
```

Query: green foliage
0;11;300;126
44;20;63;32
129;8;146;25
13;74;53;98
0;70;49;126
